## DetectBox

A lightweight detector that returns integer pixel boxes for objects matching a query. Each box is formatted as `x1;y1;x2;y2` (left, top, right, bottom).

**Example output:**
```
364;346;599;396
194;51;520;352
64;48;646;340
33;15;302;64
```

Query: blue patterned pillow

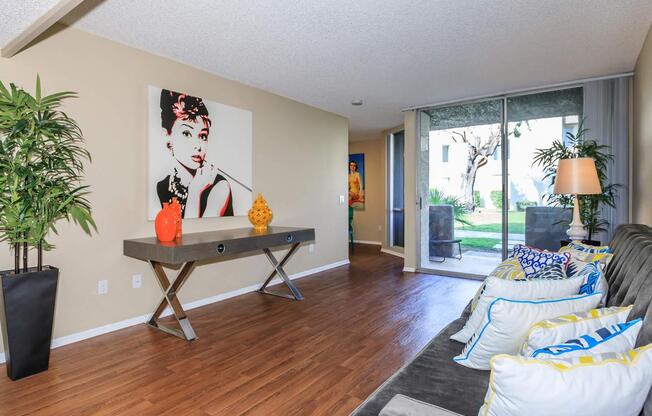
577;261;608;305
514;263;567;281
511;245;571;278
530;318;642;358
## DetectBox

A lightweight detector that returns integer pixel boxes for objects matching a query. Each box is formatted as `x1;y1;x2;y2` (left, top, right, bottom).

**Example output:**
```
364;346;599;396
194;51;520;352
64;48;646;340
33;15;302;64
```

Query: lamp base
566;195;587;243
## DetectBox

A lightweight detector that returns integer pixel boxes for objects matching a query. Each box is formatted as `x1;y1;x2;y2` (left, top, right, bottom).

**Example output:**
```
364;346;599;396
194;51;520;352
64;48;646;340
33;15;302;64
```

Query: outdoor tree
450;126;500;210
450;123;523;211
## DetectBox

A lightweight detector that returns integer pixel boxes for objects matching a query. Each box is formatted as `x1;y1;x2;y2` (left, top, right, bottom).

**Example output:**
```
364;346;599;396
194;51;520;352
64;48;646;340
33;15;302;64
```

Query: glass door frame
415;85;582;278
387;128;405;253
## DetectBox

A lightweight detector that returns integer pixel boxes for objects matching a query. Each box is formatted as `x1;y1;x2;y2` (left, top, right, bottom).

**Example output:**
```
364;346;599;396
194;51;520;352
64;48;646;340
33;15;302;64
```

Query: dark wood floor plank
0;251;479;416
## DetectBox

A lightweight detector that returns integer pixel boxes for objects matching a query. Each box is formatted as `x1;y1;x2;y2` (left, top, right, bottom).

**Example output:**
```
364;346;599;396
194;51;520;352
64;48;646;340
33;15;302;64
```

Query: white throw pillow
479;345;652;416
451;274;586;344
470;258;525;312
454;293;602;370
528;318;642;359
521;305;633;357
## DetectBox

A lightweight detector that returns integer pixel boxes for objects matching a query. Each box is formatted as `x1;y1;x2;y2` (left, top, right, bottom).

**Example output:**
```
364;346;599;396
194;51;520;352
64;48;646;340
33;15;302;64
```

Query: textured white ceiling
3;1;652;138
0;0;61;46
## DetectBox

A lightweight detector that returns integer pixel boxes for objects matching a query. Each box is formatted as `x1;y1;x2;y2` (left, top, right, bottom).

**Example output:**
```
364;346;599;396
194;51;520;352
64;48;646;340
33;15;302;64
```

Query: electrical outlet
132;274;142;289
378;225;382;231
339;195;345;205
98;279;108;295
309;244;315;253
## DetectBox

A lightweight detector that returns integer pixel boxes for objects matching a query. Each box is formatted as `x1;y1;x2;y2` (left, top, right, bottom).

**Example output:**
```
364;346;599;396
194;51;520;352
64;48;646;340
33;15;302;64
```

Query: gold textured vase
248;193;273;232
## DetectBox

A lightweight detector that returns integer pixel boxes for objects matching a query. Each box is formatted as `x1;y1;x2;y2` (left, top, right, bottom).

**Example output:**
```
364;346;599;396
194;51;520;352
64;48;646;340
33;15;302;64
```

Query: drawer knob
217;244;226;253
286;234;294;243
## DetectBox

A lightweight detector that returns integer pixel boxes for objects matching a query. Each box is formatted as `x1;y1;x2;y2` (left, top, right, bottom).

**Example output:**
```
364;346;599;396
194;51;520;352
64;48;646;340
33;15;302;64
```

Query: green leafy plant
0;76;96;273
490;190;503;210
532;118;618;241
428;188;472;226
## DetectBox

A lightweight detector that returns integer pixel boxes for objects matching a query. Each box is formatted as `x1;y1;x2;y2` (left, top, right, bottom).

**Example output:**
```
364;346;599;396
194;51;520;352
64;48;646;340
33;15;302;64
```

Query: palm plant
532;118;618;241
0;76;96;273
428;188;472;226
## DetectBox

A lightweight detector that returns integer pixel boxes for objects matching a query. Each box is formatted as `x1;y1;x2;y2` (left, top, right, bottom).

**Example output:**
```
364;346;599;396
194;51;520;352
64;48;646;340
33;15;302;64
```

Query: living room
0;1;651;415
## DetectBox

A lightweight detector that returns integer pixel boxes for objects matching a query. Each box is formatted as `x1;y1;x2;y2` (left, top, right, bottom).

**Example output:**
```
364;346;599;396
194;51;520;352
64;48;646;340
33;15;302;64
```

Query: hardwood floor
0;249;480;416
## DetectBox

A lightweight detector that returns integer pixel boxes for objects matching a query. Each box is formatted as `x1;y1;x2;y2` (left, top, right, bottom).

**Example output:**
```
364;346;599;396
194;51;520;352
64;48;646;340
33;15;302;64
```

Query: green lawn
457;211;526;234
460;237;501;251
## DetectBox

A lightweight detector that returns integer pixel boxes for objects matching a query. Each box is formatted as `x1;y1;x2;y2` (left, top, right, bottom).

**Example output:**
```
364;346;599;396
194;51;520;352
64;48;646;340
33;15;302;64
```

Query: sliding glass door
417;88;583;278
418;99;505;277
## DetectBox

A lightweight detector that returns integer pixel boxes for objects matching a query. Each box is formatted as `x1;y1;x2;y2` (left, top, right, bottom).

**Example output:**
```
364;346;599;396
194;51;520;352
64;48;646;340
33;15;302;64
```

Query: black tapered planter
0;266;58;380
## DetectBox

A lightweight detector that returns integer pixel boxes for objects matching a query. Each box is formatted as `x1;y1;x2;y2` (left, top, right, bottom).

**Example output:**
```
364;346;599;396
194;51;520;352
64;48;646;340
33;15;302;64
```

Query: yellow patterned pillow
491;257;527;280
560;246;613;270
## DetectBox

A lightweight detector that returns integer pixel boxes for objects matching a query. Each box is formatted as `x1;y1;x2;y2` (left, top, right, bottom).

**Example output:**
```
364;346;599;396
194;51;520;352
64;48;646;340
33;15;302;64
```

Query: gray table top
124;226;315;264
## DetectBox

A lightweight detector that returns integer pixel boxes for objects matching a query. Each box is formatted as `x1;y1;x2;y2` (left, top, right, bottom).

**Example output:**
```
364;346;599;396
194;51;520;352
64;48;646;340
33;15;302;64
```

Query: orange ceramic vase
248;193;273;232
155;203;177;242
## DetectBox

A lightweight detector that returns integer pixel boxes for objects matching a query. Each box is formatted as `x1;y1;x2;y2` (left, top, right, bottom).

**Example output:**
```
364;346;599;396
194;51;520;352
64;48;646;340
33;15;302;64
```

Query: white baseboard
381;248;404;258
402;267;416;273
0;259;350;364
353;240;382;245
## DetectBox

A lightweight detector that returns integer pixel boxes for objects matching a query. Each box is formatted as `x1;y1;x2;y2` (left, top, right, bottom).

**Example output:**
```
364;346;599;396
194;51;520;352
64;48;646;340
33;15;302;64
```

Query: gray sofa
351;224;652;416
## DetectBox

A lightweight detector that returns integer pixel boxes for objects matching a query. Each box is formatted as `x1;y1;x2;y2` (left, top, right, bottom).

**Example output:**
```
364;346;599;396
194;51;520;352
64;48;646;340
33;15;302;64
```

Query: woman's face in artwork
349;162;357;174
166;118;208;171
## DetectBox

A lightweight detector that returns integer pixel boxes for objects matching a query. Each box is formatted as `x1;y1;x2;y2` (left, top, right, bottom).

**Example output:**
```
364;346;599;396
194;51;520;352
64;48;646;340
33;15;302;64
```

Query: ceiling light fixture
351;99;363;106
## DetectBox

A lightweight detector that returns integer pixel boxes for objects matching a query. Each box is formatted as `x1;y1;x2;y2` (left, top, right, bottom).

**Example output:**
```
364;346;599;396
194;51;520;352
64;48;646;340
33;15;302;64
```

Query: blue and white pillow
577;261;605;294
529;318;642;359
576;261;608;305
511;245;571;278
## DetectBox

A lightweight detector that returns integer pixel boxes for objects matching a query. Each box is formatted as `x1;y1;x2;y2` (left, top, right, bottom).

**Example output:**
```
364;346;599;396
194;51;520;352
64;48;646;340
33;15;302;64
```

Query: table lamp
553;157;602;243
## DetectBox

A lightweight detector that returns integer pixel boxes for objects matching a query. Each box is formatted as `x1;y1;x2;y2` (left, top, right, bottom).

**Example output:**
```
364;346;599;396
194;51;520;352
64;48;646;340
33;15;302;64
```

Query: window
388;131;405;248
442;145;449;163
562;115;580;146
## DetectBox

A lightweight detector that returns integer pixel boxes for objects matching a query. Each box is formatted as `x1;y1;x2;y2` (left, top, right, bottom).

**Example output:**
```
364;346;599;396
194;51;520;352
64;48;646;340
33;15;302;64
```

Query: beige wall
349;138;386;244
633;24;652;224
0;25;349;353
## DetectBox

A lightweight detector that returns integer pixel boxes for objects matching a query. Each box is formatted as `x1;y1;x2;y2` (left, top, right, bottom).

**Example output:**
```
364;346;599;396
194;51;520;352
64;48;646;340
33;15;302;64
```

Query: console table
123;226;315;341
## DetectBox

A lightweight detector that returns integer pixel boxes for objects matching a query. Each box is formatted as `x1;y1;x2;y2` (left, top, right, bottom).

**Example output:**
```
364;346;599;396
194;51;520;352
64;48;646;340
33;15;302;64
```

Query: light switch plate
132;274;142;289
98;280;108;295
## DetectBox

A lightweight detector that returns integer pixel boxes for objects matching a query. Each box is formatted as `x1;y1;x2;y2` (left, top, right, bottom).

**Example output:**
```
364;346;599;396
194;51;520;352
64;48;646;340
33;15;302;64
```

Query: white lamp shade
553;157;602;195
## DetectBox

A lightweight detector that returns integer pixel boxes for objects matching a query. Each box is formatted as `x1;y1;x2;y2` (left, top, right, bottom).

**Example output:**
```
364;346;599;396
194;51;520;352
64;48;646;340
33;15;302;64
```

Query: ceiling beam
1;0;86;58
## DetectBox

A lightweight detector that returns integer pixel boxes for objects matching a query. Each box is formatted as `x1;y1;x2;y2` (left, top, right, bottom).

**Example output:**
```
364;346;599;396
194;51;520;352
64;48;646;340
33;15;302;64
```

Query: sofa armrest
379;395;463;416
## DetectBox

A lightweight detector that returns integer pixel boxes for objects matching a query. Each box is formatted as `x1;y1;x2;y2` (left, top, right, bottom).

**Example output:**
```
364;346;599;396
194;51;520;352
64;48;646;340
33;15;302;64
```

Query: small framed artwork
148;86;253;219
349;153;365;209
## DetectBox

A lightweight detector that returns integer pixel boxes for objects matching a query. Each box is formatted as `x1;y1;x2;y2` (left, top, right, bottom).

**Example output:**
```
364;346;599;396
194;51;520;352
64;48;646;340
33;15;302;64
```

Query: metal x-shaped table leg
147;260;198;341
257;243;303;300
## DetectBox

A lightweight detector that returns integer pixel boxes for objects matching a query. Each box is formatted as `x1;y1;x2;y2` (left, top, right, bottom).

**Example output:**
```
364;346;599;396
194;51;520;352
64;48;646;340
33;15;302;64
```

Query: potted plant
532;118;619;245
0;77;96;380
